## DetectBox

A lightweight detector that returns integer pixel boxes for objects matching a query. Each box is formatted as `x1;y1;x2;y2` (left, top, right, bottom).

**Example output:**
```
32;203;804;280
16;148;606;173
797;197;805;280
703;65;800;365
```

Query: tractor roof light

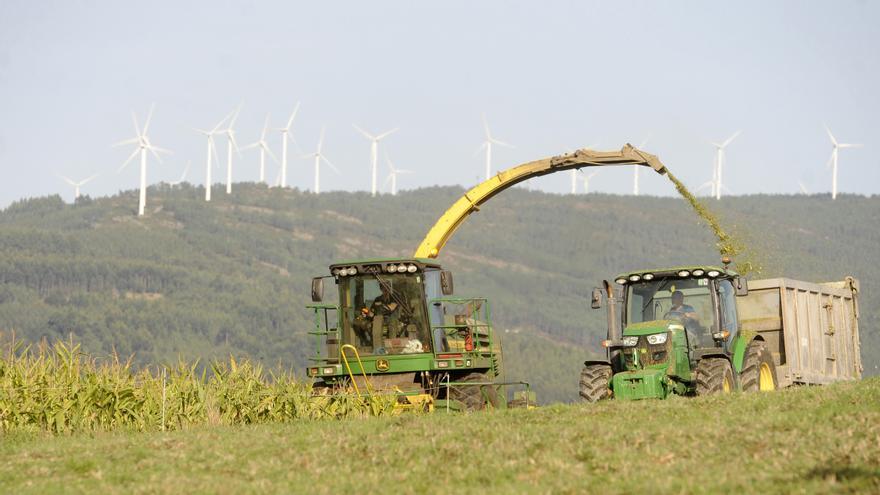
678;270;691;277
387;264;398;273
629;274;641;282
707;270;720;278
406;264;418;273
615;278;628;285
643;273;654;280
692;269;705;276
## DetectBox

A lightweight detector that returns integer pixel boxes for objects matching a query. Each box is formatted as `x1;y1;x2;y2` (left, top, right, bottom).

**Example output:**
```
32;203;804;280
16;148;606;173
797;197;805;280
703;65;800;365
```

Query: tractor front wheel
741;341;777;392
448;372;499;411
695;358;734;396
579;364;612;402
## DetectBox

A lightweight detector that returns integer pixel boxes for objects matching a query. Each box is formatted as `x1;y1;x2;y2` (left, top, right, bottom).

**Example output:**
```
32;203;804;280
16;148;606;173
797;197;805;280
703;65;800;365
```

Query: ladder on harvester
340;344;375;398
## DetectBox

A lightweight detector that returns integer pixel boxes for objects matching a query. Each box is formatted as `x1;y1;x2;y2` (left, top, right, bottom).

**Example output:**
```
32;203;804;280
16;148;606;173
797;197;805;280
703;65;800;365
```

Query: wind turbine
709;131;741;200
242;114;278;184
168;161;191;188
303;126;339;194
114;104;171;216
58;173;99;200
274;103;301;188
194;112;230;202
353;124;398;197
824;125;862;200
221;105;243;194
478;113;513;180
798;180;809;195
633;134;651;196
581;170;599;194
384;153;413;196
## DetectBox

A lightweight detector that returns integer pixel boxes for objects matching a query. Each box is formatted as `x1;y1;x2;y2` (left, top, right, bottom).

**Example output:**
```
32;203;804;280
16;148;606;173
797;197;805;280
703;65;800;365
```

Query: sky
1;1;878;207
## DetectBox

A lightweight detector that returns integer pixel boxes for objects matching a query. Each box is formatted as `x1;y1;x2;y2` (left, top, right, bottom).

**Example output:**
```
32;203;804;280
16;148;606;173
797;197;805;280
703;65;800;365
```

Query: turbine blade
317;126;326;153
260;113;271;140
352;124;374;140
142;103;156;135
824;124;838;147
638;133;652;149
490;138;514;148
81;173;100;185
112;137;140;147
721;130;742;148
212;112;232;133
839;143;863;148
130;111;141;137
57;174;76;186
118;148;140;172
263;142;279;163
376;128;398;141
481;113;490;139
473;142;487;156
148;146;163;163
321;155;340;174
285;102;300;129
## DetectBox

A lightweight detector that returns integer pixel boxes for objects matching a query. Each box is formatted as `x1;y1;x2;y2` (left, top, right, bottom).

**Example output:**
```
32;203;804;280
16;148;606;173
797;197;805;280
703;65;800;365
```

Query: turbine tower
168;161;191;188
710;130;741;200
479;113;513;180
353;124;398;197
384;153;413;196
303;126;338;194
58;173;99;200
242;114;277;184
194;113;230;202
221;105;242;194
825;125;862;200
114;104;171;216
274;103;301;188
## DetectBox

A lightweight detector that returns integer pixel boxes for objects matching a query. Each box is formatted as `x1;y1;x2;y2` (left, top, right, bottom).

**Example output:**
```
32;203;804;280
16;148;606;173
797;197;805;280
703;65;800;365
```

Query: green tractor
307;258;528;411
580;262;770;401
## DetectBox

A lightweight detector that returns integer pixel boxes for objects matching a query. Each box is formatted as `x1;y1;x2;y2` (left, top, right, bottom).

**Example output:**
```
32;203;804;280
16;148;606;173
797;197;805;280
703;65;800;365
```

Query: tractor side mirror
735;277;749;297
311;277;324;302
440;271;454;295
590;288;603;309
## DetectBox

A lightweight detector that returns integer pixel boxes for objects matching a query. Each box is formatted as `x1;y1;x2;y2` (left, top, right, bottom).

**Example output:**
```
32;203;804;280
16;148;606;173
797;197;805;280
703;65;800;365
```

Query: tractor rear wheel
579;364;612;402
741;341;777;392
448;372;499;411
694;358;734;396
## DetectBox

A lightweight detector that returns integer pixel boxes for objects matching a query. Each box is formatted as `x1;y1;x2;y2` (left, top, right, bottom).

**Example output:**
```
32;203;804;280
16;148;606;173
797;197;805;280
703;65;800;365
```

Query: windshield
338;272;432;356
625;277;717;347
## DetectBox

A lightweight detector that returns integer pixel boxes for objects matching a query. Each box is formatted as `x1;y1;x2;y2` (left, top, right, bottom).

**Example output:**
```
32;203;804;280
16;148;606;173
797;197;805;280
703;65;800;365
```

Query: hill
0;183;877;403
2;378;878;494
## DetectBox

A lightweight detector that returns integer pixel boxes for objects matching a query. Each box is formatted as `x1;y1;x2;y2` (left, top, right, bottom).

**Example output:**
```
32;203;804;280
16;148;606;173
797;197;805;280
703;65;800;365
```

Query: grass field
1;378;878;494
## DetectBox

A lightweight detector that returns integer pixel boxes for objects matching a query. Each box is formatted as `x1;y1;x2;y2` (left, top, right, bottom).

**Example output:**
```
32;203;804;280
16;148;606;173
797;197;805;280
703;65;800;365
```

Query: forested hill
1;183;877;403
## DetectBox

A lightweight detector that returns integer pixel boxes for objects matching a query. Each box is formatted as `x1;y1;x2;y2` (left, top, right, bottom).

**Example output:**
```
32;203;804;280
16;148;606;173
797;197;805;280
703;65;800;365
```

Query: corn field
0;339;398;434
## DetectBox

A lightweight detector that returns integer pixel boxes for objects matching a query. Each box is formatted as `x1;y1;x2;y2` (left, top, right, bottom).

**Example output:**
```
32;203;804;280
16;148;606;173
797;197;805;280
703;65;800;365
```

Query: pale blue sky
1;1;878;206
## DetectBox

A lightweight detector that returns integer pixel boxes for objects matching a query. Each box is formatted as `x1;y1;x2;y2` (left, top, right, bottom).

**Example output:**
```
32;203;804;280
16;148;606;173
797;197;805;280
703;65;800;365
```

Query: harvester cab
307;258;510;411
583;265;753;401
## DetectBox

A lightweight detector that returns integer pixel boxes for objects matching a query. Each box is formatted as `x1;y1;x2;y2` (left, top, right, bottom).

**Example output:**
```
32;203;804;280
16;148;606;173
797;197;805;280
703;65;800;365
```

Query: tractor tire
740;341;777;392
694;358;734;396
579;364;612;402
448;372;500;411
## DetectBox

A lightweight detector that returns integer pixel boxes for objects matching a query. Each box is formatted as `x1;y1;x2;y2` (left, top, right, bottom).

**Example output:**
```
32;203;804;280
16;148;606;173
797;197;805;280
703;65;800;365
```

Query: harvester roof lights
406;264;418;273
622;336;639;347
643;273;655;280
647;333;668;345
628;274;641;282
387;264;398;273
678;270;691;277
322;367;335;374
707;270;720;277
332;269;341;276
347;267;358;276
692;269;705;276
615;278;628;285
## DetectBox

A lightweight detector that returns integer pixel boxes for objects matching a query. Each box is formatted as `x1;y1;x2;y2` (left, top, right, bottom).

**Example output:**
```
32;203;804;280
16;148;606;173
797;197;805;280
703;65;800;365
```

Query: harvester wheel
694;358;734;396
741;341;777;392
448;372;499;411
579;364;612;402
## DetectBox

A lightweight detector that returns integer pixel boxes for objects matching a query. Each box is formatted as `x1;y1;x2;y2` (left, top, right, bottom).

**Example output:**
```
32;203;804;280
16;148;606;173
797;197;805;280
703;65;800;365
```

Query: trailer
737;276;862;387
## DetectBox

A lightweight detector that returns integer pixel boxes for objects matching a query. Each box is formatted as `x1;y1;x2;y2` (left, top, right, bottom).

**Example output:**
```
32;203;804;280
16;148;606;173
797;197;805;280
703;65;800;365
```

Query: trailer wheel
741;341;777;392
695;358;734;396
579;364;612;402
448;372;499;411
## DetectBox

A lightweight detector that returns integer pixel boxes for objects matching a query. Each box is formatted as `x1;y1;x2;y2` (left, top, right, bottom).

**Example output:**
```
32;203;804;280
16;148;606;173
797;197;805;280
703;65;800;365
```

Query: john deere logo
376;359;390;372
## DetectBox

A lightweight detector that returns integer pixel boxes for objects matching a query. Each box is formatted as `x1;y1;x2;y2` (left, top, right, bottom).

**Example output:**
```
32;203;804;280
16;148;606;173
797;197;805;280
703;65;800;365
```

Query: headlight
628;275;641;282
387;264;398;273
615;278;627;285
692;269;705;276
643;273;654;280
347;267;358;276
406;264;417;273
707;270;720;278
622;336;639;347
647;333;668;345
678;270;690;277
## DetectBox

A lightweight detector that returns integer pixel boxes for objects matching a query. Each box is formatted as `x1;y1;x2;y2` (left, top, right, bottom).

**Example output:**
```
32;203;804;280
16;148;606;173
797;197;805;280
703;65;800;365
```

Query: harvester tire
449;372;500;411
695;358;734;396
579;364;612;402
741;341;777;392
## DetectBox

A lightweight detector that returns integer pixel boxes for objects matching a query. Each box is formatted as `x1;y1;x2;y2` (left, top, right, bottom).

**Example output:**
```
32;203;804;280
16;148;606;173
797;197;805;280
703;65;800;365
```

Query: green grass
2;378;878;494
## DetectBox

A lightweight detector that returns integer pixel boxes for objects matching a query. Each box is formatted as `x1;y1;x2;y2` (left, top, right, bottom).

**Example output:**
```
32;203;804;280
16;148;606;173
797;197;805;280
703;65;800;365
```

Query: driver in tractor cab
353;282;412;347
666;290;701;348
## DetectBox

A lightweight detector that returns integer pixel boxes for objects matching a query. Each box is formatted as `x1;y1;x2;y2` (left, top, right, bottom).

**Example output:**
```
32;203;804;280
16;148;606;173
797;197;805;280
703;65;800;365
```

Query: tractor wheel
741;341;777;392
448;372;499;411
694;358;734;396
579;364;612;402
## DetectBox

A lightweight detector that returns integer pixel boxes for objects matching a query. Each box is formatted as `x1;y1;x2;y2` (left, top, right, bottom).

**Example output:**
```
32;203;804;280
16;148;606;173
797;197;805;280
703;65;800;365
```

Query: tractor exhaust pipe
603;280;622;363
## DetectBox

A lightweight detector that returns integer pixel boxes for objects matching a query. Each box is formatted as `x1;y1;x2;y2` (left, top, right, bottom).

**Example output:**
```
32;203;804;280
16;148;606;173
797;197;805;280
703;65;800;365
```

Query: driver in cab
666;290;698;323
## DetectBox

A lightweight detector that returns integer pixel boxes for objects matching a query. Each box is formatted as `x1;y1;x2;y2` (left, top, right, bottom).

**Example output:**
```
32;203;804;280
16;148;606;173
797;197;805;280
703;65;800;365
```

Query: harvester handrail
340;344;375;398
413;145;667;259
